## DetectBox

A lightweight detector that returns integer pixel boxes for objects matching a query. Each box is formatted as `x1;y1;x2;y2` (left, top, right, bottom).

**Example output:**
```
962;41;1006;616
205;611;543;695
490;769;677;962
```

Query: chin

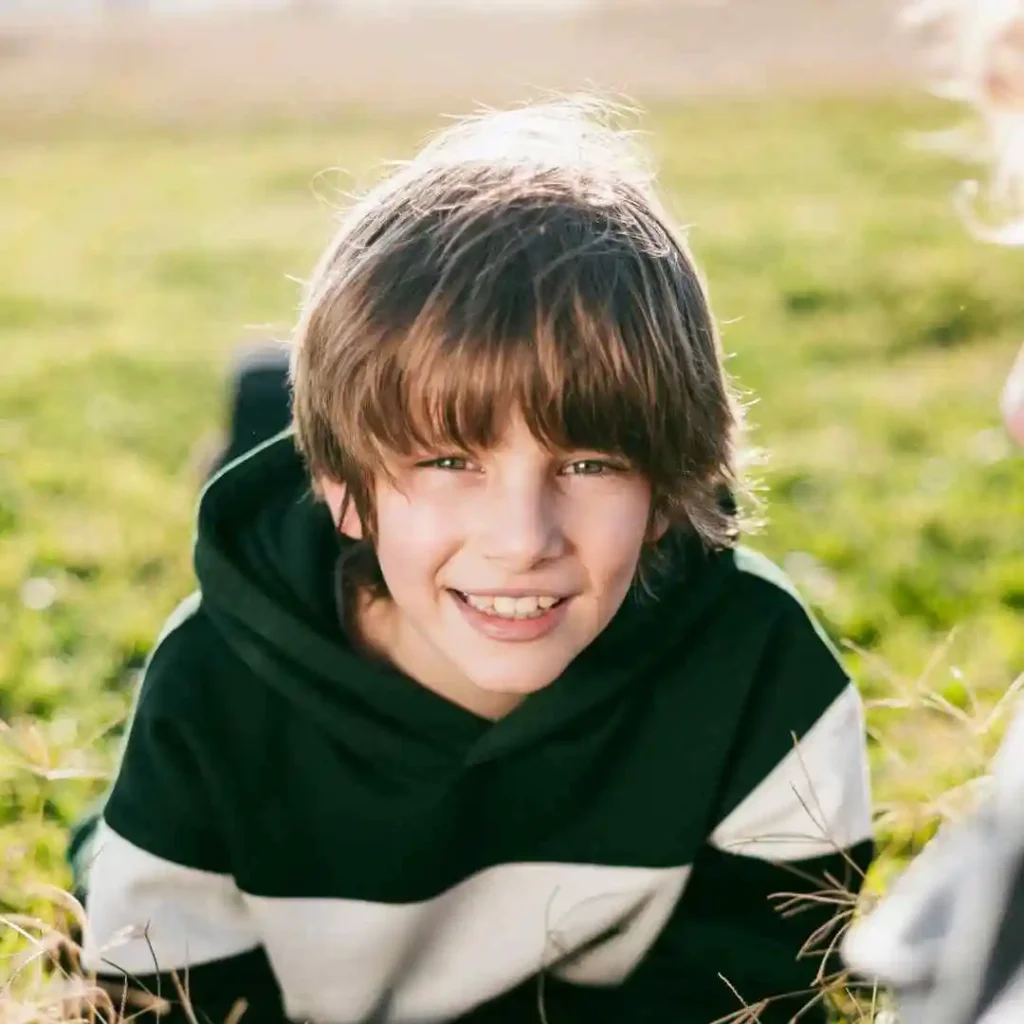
464;665;564;696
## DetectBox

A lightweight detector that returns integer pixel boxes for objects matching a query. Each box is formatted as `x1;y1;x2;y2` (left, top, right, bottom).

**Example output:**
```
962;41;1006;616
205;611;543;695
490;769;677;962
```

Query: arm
78;607;286;1024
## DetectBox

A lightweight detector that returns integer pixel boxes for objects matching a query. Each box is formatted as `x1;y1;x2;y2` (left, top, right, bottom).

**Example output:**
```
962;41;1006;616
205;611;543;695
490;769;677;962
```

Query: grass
2;94;1024;1018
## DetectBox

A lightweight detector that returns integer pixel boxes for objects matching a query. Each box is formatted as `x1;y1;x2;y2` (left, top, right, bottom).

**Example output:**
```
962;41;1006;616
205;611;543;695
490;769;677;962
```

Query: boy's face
324;414;661;714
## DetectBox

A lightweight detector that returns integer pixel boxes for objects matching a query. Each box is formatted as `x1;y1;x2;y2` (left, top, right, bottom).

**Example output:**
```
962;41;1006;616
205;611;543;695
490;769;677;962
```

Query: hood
193;432;737;766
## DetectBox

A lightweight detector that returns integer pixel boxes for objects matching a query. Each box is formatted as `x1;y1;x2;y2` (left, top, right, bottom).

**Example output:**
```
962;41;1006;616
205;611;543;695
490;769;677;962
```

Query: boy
78;102;874;1024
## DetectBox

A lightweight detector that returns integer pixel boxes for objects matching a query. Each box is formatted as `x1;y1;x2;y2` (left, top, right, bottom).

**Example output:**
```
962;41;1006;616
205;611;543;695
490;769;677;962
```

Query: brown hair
291;99;752;596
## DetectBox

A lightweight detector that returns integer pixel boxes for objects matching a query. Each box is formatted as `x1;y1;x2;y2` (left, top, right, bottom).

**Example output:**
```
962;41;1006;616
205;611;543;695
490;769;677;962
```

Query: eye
563;458;621;477
417;456;473;471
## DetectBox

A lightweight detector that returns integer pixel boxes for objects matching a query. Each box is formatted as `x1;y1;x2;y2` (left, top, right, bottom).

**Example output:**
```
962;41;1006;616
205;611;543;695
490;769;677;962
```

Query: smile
452;592;566;620
448;589;571;642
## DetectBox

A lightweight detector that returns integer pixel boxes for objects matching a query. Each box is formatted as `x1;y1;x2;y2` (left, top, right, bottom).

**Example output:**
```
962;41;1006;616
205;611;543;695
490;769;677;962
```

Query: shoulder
721;546;843;660
684;545;853;731
727;545;816;616
640;543;850;724
736;544;848;681
133;592;237;724
730;545;800;599
149;590;207;658
684;544;843;655
639;542;843;677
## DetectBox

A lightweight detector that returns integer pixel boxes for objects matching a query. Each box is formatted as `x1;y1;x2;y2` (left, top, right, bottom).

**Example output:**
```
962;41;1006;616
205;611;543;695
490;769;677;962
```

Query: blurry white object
843;707;1024;1024
906;0;1024;242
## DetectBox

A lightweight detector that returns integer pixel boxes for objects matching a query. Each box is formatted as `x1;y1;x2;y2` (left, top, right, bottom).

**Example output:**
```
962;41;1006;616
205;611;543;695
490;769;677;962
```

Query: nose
475;477;567;571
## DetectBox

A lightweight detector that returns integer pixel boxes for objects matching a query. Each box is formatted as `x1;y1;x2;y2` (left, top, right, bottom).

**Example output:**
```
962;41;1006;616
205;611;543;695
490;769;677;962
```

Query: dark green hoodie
77;434;873;1024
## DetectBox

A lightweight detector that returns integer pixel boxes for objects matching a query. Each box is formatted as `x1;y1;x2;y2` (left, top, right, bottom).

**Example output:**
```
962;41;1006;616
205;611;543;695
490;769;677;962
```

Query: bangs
342;244;689;488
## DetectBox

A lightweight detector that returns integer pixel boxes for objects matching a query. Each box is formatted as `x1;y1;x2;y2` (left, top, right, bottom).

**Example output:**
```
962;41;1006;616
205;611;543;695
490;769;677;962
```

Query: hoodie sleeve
79;599;287;1024
617;595;875;1023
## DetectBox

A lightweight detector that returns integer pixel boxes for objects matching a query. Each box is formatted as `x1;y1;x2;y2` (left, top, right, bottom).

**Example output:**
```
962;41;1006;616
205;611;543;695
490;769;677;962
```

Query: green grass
2;95;1023;1014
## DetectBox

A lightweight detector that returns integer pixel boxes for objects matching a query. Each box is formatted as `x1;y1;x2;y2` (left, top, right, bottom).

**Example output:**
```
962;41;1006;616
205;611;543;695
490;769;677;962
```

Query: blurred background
0;0;920;119
2;0;1024;1012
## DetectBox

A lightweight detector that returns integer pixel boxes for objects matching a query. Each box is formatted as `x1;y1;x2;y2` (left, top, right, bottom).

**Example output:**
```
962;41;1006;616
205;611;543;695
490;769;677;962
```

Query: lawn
2;94;1023;1011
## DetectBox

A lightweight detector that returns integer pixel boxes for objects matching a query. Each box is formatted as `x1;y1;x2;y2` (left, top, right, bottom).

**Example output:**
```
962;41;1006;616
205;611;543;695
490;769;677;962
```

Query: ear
318;477;364;539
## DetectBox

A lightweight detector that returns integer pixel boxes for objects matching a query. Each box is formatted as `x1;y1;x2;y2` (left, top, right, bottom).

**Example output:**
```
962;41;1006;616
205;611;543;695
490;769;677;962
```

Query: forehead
338;253;691;492
488;414;569;453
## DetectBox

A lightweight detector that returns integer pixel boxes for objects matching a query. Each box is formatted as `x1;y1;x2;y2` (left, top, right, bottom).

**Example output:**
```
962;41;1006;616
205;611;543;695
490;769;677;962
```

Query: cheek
574;486;652;589
372;491;460;592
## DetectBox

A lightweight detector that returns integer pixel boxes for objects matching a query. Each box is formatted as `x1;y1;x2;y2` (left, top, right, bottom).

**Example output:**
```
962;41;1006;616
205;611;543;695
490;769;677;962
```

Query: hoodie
77;433;874;1024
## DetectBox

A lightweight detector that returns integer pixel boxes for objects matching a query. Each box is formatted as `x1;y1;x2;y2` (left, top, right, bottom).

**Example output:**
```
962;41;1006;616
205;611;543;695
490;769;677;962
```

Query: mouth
448;589;569;621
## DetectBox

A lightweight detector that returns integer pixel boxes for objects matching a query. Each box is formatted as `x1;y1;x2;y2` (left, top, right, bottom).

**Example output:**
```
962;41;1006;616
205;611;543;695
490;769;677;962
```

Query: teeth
494;596;518;616
462;593;562;619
